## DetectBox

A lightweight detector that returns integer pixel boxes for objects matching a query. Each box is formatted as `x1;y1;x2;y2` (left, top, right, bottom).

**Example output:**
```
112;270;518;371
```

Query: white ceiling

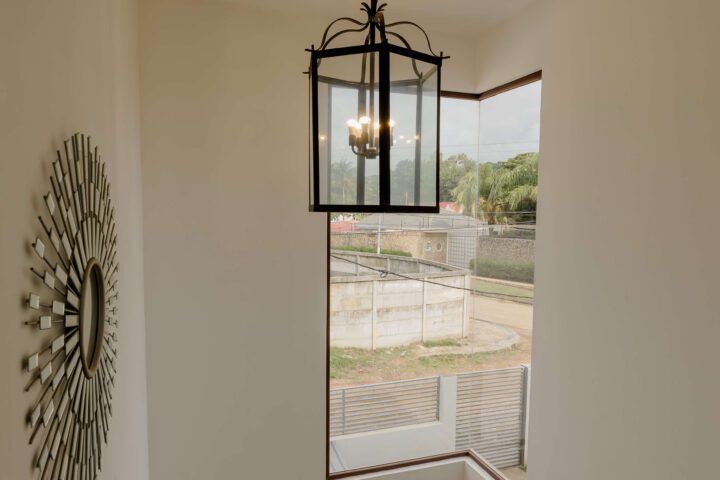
213;0;540;37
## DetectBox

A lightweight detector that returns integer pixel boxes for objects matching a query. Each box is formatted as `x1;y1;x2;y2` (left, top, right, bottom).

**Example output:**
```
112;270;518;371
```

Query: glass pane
388;53;439;207
316;79;329;205
477;81;541;228
328;80;542;478
315;52;381;206
439;97;479;216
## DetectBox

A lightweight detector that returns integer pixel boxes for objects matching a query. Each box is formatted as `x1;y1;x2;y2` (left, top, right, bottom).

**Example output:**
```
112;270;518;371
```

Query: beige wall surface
474;1;547;93
0;1;149;479
138;1;478;478
331;231;449;263
477;1;720;479
138;2;328;479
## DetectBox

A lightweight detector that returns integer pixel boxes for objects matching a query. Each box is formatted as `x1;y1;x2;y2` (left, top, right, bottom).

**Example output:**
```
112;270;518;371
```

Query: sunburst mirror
25;133;118;479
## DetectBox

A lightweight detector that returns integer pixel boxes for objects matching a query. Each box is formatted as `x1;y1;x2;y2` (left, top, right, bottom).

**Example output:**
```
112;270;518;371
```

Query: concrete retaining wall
331;252;469;349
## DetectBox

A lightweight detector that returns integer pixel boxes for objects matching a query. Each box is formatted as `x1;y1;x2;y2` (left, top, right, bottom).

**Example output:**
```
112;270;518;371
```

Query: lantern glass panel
315;52;382;207
315;79;330;205
388;53;439;207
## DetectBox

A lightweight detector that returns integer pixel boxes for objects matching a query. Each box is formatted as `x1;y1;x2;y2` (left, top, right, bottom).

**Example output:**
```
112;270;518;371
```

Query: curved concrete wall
331;252;469;349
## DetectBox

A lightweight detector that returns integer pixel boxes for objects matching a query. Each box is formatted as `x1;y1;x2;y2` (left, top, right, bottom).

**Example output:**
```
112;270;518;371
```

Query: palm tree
487;153;538;218
451;167;479;217
451;161;499;221
330;159;357;204
451;153;539;224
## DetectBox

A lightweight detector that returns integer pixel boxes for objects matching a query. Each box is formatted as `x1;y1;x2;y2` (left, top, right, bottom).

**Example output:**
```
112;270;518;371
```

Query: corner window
328;73;541;479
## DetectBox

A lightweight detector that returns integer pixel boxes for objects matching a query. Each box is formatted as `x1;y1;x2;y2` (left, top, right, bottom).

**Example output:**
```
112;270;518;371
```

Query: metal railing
329;367;530;470
329;377;441;437
455;366;529;469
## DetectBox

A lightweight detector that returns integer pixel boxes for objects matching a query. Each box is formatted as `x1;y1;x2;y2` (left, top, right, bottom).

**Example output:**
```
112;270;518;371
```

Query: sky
327;79;541;167
441;81;542;164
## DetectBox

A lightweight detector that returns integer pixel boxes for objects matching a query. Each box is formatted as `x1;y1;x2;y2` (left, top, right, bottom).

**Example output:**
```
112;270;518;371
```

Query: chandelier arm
385;20;440;57
374;11;387;42
319;17;370;50
317;26;370;69
360;33;370;85
384;31;423;78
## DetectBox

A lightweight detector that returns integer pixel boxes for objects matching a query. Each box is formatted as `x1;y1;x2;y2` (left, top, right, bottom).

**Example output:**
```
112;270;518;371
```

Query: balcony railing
330;366;529;473
330;376;441;437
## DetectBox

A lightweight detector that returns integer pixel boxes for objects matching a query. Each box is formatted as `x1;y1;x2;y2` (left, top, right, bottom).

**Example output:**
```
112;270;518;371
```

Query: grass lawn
471;259;535;284
421;339;462;348
471;277;534;303
330;340;531;388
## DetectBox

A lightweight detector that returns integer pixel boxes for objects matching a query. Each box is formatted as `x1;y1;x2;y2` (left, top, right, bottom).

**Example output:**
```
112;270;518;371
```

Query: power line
439;141;538;147
332;211;538;215
438;141;541;147
330;254;534;300
332;235;535;241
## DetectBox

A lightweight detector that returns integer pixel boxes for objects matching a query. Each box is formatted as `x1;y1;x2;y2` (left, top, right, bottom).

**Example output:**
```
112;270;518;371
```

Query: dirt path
471;293;534;333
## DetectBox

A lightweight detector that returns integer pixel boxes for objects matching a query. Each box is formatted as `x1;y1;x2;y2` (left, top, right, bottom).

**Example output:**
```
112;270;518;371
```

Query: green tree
451;162;493;219
488;153;538;219
391;159;415;205
330;159;357;204
451;153;539;223
439;153;476;202
390;159;441;206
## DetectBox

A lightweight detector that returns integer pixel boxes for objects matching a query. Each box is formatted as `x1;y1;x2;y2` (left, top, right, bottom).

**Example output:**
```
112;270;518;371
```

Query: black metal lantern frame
308;1;447;213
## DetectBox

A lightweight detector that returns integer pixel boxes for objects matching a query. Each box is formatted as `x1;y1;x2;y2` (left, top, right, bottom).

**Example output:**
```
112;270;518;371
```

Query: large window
328;73;541;479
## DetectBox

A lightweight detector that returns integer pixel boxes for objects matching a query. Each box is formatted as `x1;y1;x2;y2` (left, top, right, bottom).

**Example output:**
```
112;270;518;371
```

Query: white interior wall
477;1;720;479
474;1;547;92
138;0;478;478
0;1;149;479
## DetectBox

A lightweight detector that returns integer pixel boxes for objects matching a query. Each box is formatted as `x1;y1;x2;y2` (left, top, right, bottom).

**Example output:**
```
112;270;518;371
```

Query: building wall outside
476;237;535;265
332;231;449;264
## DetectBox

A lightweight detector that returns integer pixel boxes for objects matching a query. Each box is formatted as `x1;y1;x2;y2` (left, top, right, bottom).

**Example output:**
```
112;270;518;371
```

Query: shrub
469;258;535;283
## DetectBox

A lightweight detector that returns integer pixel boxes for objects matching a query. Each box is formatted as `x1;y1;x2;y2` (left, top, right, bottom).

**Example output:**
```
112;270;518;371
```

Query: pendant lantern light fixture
307;1;448;212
